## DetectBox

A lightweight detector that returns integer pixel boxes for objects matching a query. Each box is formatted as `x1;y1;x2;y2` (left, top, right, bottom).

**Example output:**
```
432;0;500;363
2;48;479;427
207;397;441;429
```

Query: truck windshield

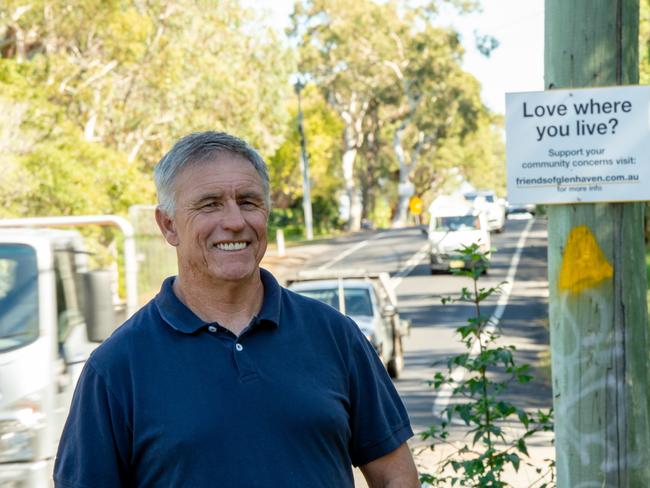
0;245;39;351
433;215;479;232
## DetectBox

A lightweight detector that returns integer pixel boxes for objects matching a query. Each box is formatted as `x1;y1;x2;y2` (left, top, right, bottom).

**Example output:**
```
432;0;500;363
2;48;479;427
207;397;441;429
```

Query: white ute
427;196;491;273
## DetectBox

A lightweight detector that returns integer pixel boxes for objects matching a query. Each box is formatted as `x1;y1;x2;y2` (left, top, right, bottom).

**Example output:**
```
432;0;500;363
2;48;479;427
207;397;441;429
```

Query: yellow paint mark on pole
559;225;613;293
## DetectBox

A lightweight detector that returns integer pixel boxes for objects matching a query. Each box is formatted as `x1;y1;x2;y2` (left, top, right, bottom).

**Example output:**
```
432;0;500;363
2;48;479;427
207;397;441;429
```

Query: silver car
287;271;409;379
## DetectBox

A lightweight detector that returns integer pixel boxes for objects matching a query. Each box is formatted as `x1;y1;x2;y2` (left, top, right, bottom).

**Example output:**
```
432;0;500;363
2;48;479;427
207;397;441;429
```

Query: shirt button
208;325;217;333
235;343;243;352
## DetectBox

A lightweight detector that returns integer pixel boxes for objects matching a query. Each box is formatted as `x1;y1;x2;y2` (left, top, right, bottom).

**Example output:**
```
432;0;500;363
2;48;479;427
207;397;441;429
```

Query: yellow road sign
409;196;423;215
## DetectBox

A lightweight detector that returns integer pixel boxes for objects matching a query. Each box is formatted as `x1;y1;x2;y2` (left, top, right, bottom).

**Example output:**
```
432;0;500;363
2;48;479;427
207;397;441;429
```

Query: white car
464;190;506;233
287;271;409;379
428;197;491;273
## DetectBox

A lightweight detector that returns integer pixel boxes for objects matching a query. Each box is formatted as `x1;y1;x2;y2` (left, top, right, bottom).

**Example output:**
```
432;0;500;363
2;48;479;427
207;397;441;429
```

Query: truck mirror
382;304;397;317
400;319;411;337
80;270;116;342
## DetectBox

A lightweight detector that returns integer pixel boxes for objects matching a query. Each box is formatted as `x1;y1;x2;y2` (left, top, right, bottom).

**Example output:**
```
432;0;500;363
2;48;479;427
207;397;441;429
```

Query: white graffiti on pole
505;86;650;205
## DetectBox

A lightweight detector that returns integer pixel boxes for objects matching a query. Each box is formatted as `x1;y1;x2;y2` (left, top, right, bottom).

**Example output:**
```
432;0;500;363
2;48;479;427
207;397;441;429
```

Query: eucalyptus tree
0;0;293;217
292;0;502;228
2;0;293;163
267;84;343;217
377;20;483;226
291;0;400;230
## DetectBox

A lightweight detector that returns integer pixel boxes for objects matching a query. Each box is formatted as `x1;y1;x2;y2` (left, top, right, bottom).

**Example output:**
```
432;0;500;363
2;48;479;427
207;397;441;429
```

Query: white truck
427;195;491;273
463;190;507;233
0;216;137;487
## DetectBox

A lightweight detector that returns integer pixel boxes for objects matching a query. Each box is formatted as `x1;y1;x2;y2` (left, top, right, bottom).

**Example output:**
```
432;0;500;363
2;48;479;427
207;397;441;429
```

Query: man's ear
155;207;180;246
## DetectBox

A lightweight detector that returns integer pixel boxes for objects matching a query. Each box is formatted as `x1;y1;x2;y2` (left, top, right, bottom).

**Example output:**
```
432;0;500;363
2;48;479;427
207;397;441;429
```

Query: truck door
54;249;84;350
52;248;89;443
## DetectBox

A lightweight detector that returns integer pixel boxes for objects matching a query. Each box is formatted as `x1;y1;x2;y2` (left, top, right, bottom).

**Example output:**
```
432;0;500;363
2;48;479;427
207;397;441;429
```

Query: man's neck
172;271;264;336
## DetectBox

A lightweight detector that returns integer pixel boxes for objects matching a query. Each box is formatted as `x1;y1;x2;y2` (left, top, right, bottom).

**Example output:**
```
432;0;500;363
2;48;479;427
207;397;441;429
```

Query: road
267;216;554;486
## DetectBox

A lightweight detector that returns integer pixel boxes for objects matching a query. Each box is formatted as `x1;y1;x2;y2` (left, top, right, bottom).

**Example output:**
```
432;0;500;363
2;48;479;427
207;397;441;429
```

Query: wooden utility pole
546;1;650;486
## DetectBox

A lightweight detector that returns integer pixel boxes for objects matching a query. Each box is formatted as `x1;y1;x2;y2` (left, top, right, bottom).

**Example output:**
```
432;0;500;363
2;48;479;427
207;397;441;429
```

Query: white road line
318;230;430;277
316;240;369;270
316;233;385;270
390;242;430;288
432;217;536;418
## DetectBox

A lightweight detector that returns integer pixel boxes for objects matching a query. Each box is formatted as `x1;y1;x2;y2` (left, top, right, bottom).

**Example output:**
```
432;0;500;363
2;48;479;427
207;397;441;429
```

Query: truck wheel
387;336;404;379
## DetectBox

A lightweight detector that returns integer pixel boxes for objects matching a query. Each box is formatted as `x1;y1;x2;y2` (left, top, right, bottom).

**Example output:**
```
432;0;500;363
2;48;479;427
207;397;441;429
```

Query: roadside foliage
422;244;555;487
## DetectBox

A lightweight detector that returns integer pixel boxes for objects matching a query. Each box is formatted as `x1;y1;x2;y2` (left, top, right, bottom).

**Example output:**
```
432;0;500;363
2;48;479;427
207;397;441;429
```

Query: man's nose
221;201;246;230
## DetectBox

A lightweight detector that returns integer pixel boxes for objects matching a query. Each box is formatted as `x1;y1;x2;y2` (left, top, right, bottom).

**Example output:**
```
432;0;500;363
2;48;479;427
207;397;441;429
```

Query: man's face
157;153;269;286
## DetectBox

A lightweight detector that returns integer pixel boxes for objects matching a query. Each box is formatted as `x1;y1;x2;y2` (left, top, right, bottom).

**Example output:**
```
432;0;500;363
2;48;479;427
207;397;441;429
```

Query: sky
249;0;545;115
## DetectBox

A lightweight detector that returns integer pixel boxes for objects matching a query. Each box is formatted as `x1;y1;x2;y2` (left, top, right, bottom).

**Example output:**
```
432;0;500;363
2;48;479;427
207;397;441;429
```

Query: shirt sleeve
54;360;131;488
346;319;413;466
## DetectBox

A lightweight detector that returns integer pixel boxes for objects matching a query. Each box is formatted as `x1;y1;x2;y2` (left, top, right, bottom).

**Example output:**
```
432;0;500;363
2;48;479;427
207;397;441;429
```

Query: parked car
506;202;537;216
428;195;491;273
287;270;409;379
463;190;506;233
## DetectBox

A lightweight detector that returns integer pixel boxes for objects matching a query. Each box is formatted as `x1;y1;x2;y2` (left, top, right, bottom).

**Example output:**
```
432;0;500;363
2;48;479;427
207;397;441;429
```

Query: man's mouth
215;242;249;251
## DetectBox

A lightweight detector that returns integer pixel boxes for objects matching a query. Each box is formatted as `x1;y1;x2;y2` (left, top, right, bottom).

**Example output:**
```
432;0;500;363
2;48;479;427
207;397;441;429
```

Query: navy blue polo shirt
54;269;413;488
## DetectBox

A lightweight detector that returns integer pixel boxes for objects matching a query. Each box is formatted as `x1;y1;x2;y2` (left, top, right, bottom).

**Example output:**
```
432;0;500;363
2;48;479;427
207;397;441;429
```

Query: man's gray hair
154;131;271;214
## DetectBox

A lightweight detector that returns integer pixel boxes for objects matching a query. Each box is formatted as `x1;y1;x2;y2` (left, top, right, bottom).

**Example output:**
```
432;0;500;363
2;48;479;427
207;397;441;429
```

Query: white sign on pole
506;85;650;205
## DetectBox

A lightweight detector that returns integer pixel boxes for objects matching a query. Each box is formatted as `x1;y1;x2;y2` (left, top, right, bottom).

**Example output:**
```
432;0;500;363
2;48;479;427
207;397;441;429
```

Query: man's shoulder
281;286;360;335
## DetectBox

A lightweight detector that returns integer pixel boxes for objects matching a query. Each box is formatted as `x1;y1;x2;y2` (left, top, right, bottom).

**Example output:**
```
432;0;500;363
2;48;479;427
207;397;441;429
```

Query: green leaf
508;453;521;471
517;408;530;428
517;438;529;456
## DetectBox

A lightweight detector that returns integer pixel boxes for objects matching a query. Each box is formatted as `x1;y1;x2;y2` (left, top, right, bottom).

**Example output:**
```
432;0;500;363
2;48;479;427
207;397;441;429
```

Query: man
54;131;419;487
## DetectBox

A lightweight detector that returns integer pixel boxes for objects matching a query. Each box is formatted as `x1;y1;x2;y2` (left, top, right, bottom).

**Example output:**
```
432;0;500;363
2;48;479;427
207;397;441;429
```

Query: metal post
276;229;285;257
294;80;314;241
0;215;139;317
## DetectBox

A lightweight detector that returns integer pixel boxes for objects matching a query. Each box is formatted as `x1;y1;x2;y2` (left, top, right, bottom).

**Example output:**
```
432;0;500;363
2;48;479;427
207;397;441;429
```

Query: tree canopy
1;0;293;217
1;0;509;235
290;0;504;229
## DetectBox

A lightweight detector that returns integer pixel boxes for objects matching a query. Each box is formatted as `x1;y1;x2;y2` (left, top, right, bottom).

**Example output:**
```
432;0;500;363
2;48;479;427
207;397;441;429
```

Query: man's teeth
216;242;248;251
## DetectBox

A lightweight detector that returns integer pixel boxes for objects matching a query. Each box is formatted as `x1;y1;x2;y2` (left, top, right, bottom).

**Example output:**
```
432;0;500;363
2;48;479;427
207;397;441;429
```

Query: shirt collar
154;268;282;334
257;268;281;328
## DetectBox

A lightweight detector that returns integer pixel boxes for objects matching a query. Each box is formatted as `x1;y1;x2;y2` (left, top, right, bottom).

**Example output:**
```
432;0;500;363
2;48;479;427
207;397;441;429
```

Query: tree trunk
546;1;650;486
342;145;361;231
340;115;363;231
391;125;411;227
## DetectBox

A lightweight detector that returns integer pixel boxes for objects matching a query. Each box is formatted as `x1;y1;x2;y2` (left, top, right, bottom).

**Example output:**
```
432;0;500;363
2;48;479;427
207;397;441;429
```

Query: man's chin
208;264;260;284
